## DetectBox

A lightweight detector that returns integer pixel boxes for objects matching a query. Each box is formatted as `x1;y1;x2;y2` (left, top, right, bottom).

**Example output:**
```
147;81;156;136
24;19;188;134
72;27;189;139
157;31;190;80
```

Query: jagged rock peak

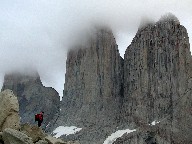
138;17;155;30
91;25;114;34
54;25;123;144
69;26;116;51
138;13;180;34
122;14;192;143
132;13;185;48
93;26;115;38
158;12;180;24
2;71;41;89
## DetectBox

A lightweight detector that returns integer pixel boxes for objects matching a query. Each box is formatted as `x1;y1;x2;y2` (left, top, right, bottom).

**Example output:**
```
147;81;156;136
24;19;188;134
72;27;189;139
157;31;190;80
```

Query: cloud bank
0;0;191;96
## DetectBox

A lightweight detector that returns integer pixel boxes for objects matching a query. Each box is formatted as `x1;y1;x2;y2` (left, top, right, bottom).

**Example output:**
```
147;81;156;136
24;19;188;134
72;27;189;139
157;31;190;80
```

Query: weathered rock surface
53;27;124;143
0;87;79;144
44;135;79;144
1;72;60;128
35;140;48;144
21;123;46;143
121;14;192;143
0;89;20;131
45;135;66;144
52;14;192;144
113;121;172;144
1;127;76;144
2;128;33;144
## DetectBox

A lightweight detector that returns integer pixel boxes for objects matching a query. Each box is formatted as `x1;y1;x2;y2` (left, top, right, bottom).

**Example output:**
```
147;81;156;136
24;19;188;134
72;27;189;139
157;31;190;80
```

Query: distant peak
69;25;114;50
137;13;180;33
94;25;113;33
158;12;180;24
3;69;41;85
87;25;114;39
5;70;40;78
138;16;155;29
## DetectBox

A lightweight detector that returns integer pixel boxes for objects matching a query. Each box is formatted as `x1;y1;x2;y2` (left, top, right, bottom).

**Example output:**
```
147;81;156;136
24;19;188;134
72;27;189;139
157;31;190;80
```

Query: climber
35;111;44;127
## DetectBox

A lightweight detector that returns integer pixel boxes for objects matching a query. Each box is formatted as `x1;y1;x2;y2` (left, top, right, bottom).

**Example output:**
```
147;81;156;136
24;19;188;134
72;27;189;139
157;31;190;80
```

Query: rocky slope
0;89;79;144
53;27;124;144
1;72;60;129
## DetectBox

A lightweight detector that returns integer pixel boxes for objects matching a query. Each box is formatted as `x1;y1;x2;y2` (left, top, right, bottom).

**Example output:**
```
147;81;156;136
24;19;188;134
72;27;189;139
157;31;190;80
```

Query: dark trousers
38;120;42;127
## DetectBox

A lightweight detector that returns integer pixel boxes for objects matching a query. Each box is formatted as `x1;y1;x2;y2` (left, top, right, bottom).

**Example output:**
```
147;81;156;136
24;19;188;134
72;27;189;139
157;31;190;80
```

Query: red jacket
38;113;43;121
35;113;43;122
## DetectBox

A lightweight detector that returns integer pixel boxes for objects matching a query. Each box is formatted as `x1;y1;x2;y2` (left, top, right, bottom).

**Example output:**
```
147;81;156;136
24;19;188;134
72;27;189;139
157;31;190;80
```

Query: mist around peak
0;0;191;96
159;12;180;23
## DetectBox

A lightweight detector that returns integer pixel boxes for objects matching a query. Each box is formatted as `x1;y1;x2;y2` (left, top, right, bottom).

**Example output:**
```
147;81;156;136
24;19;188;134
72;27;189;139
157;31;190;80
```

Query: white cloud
0;0;191;96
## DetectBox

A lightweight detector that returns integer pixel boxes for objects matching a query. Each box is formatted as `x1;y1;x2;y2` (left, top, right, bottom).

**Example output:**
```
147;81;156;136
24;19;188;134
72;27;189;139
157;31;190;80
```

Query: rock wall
57;14;192;144
51;14;192;143
0;89;20;131
55;27;124;144
121;14;192;143
2;72;60;128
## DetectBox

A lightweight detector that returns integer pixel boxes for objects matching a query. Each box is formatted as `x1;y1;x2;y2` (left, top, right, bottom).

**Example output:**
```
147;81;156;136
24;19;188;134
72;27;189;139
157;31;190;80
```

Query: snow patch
150;120;160;126
103;129;136;144
53;126;82;138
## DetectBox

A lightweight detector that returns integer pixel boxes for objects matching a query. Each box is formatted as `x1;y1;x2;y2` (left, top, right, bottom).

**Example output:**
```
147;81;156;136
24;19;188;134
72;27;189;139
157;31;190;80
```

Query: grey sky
0;0;191;98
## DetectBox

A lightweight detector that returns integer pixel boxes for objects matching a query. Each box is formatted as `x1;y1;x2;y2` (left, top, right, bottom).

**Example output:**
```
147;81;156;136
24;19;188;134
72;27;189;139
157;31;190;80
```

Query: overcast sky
0;0;192;98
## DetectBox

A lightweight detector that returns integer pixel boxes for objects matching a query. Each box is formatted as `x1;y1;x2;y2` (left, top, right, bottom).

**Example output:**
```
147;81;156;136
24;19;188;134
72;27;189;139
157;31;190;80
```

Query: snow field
103;128;136;144
53;126;82;138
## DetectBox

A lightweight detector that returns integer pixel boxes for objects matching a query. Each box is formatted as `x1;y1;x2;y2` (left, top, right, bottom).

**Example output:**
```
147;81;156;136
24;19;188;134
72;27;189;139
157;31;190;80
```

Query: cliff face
56;28;124;144
56;15;192;144
120;15;192;143
2;72;60;128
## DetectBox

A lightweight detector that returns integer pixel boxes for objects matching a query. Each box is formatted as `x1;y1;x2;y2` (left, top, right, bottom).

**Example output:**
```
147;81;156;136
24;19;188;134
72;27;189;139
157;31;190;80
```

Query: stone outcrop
21;123;46;143
53;27;124;144
1;72;60;128
35;140;48;144
0;88;79;144
45;135;66;144
1;127;78;144
2;128;34;144
0;89;20;131
121;14;192;143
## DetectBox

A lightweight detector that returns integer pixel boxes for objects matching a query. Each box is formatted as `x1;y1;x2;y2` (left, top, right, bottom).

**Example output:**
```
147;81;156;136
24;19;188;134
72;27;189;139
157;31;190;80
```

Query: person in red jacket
35;111;44;127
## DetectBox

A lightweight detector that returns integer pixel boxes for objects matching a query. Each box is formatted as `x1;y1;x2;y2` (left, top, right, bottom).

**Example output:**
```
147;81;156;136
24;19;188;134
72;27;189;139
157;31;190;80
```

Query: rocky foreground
0;89;79;144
